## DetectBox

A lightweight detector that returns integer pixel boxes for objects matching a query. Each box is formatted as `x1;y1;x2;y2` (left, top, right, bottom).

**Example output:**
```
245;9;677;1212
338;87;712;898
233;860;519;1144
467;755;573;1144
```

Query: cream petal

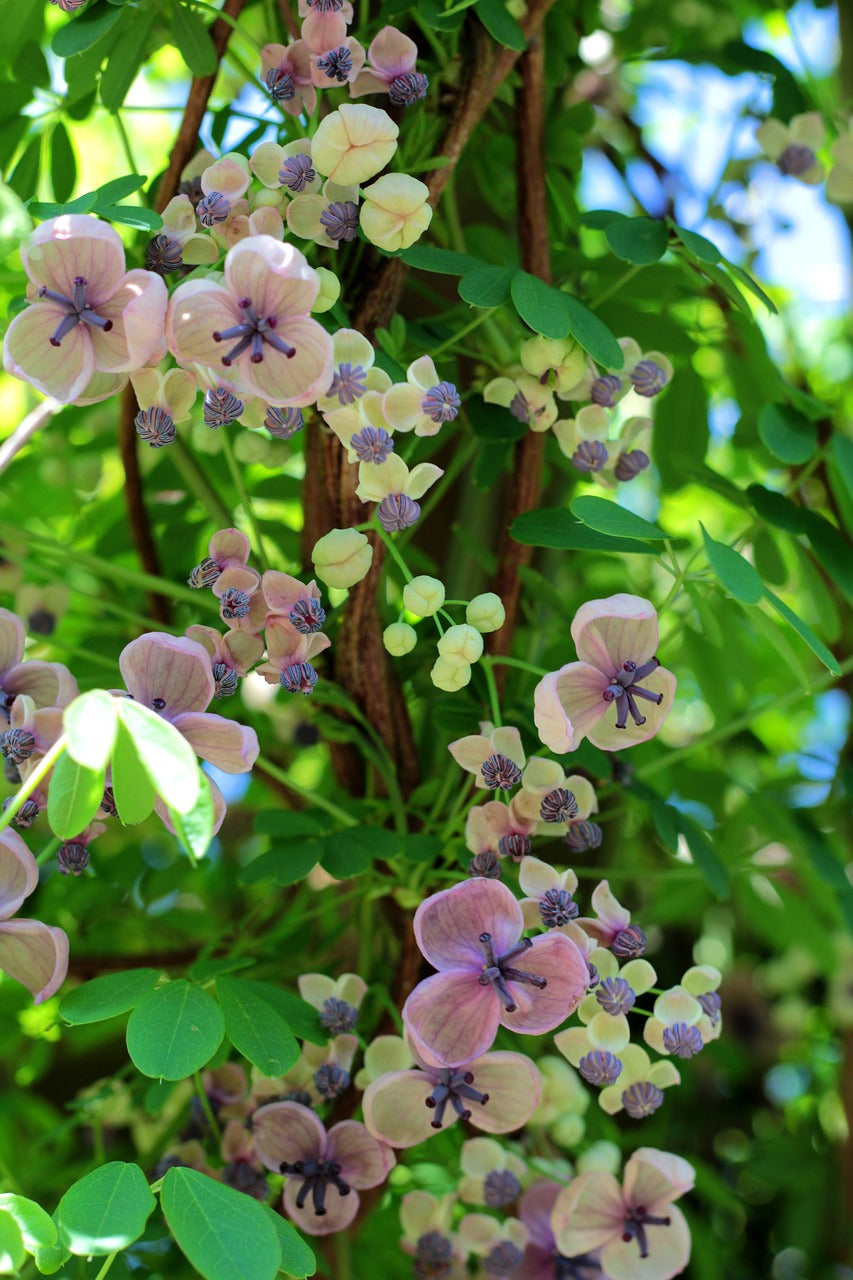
382;382;423;430
467;1050;541;1133
0;919;69;1003
286;195;334;248
653;987;702;1026
0;610;25;674
210;528;251;567
23;215;126;302
755;119;788;160
300;8;348;53
566;774;597;818
643;1018;667;1054
624;1149;695;1210
490;726;525;767
600;1204;691;1280
238;315;333;407
167;280;242;368
119;633;214;716
171;711;259;773
349;69;393;97
621;959;657;994
360;1072;439;1148
0;830;38;921
571;594;659;672
3;660;73;708
282;1179;359;1236
648;1061;681;1090
587;1011;631;1053
790;111;825;150
552;1172;625;1257
3;302;94;403
585;667;676;750
521;757;564;793
331;327;375;371
518;858;560;898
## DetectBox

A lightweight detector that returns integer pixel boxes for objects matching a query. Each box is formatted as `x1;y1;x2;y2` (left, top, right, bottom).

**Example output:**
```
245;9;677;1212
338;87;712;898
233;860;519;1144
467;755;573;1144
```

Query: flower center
497;833;532;861
265;406;304;439
279;1157;351;1215
316;45;352;82
486;1240;524;1276
288;598;327;634
313;1063;350;1098
424;1066;490;1128
351;426;394;464
319;200;360;243
280;153;315;191
590;373;622;407
601;657;663;729
204;387;244;429
539;887;578;929
421;381;460;423
477;931;547;1011
777;143;815;176
38;275;114;348
572;439;608;473
327;362;367;405
621;1081;664;1119
212;297;296;366
480;752;522;790
377;493;420;532
0;728;36;765
389;71;430;106
662;1021;704;1059
280;662;319;695
414;1231;453;1278
188;556;221;589
483;1168;521;1208
212;664;239;699
621;1204;672;1259
319;996;358;1034
266;67;295;101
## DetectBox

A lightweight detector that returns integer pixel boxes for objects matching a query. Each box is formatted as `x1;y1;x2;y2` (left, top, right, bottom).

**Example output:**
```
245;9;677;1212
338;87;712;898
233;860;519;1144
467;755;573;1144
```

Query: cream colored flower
311;527;373;588
311;104;399;186
360;174;432;251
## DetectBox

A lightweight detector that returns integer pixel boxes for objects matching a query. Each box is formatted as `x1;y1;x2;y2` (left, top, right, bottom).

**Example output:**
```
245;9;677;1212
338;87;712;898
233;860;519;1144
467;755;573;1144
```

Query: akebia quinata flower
166;236;333;406
3;215;168;404
402;877;588;1068
310;103;399;186
0;828;69;1004
534;594;676;752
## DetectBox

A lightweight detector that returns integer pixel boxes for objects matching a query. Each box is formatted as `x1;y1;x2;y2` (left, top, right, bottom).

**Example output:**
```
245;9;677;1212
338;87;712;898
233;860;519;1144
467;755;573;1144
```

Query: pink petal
0;829;38;921
552;1172;625;1257
600;1204;691;1280
414;878;523;971
499;931;588;1036
447;734;488;779
171;711;259;773
89;270;168;372
624;1149;695;1212
2;659;74;708
252;1100;325;1171
533;669;577;753
363;1070;446;1148
237;315;333;407
301;8;347;52
224;238;319;319
0;610;25;676
466;1051;541;1134
283;1179;359;1236
403;970;501;1068
571;594;659;673
22;215;126;303
367;25;417;75
327;1120;395;1188
119;634;214;716
222;630;265;674
0;919;69;1004
550;662;609;748
519;1181;560;1251
167;280;242;367
349;68;393;97
210;527;250;568
586;667;676;751
3;302;94;403
262;570;306;613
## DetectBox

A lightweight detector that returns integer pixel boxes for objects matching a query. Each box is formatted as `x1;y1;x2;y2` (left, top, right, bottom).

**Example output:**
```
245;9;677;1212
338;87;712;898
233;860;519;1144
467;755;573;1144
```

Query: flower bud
402;575;445;617
383;622;417;655
436;624;483;666
312;527;374;589
430;656;472;691
465;592;505;633
312;267;341;314
250;187;285;210
360;174;432;252
311;104;399;186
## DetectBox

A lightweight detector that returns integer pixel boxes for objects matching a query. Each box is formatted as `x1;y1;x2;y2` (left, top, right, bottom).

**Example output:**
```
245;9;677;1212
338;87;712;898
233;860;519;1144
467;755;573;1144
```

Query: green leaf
561;294;623;368
46;752;105;840
700;525;763;604
511;271;573;339
757;403;817;464
118;699;200;814
126;980;225;1080
110;718;156;825
604;215;668;265
724;260;777;315
474;0;525;50
241;982;326;1044
240;838;325;887
259;1207;316;1279
161;1167;281;1280
466;397;527;442
215;976;300;1077
458;264;514;308
761;589;841;676
60;969;161;1025
56;1163;155;1256
172;2;218;76
671;223;720;264
91;173;146;204
49;122;76;203
63;689;117;772
52;3;124;57
33;1236;70;1275
697;260;752;315
652;363;708;491
0;1213;25;1273
320;833;373;877
167;771;215;860
0;1194;57;1250
511;508;654;554
831;434;853;502
678;815;730;899
399;245;481;275
98;203;162;231
569;496;667;540
99;7;155;109
9;136;41;202
0;181;32;260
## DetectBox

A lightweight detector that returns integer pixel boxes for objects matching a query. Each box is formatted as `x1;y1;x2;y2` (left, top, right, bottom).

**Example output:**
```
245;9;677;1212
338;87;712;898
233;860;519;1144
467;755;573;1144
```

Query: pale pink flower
255;619;330;688
533;594;676;752
166;236;334;406
262;571;326;636
260;41;317;114
350;26;428;105
464;798;535;858
518;858;592;954
297;0;352;55
309;37;366;88
449;723;525;792
0;608;78;711
184;625;264;694
3;695;63;777
515;1180;598;1280
0;827;69;1004
551;1148;694;1280
3;216;167;404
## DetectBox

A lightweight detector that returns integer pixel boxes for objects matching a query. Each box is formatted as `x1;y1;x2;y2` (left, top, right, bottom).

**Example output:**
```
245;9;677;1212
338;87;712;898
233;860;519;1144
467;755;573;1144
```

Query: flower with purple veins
469;850;502;879
450;725;525;791
497;834;531;861
260;41;316;116
351;26;428;103
564;820;602;852
590;373;623;407
596;976;635;1017
0;827;69;1003
219;587;252;620
383;356;461;437
578;1050;623;1087
328;363;367;406
376;493;418;531
540;787;578;824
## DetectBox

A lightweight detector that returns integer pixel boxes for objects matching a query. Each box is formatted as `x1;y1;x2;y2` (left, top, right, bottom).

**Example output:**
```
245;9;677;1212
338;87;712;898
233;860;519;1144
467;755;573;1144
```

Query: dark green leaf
831;434;853;502
98;203;162;231
240;839;325;887
400;245;481;275
762;589;841;675
466;396;526;442
724;260;777;315
511;271;573;339
8;136;41;202
580;209;625;229
604;216;668;265
242;982;326;1044
52;3;124;57
561;295;623;368
678;815;729;899
46;752;105;840
511;507;654;553
49;122;76;203
161;1167;281;1280
671;223;721;264
569;495;667;540
91;173;146;203
652;364;708;491
757;403;817;464
110;718;156;826
171;2;218;76
18;41;49;89
458;264;514;308
474;0;525;50
700;525;762;604
417;0;469;30
99;7;155;109
253;810;329;837
56;1163;155;1256
60;969;161;1025
215;976;300;1077
126;981;225;1080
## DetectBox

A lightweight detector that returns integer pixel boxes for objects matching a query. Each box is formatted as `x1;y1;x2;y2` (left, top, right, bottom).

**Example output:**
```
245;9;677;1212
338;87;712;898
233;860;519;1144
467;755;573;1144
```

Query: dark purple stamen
611;923;647;959
564;820;602;852
212;298;296;367
601;656;663;729
614;449;650;481
265;67;295;102
197;191;231;227
630;360;667;397
100;787;117;817
319;997;359;1034
279;1157;351;1215
508;391;530;422
152;698;167;711
39;275;114;348
328;362;367;405
57;841;89;875
319;200;360;242
280;662;319;695
662;1022;704;1059
483;1168;521;1208
135;406;176;448
424;1067;489;1128
288;597;326;634
540;787;578;823
621;1081;665;1120
621;1203;672;1258
413;1231;453;1279
596;976;636;1016
212;663;239;699
316;45;352;82
538;887;578;929
480;752;522;791
420;380;460;423
306;0;344;11
351;426;394;464
590;373;623;407
554;1251;603;1279
697;991;722;1025
478;931;546;1012
388;70;429;106
777;143;815;176
220;588;252;620
497;833;532;861
377;493;420;532
279;153;316;192
572;439;608;473
27;609;56;636
468;850;502;879
265;406;304;439
0;728;35;764
204;386;244;428
578;1050;623;1087
188;556;221;589
313;1063;350;1098
145;233;184;275
2;797;39;829
485;1240;524;1276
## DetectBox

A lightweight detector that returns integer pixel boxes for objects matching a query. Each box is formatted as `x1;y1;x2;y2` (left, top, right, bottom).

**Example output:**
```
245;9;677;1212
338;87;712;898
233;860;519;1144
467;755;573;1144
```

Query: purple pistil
698;991;722;1025
564;820;602;852
540;787;578;823
306;0;344;11
279;153;315;192
621;1081;664;1119
197;190;231;227
2;796;39;828
508;391;531;422
572;439;608;473
288;597;326;634
483;1168;521;1208
212;663;239;698
204;386;244;428
316;45;352;82
596;976;636;1016
421;381;460;423
578;1050;623;1087
538;887;578;929
478;931;546;1012
266;67;295;101
497;833;532;861
778;143;815;176
469;850;502;879
39;275;114;347
280;662;319;694
313;1063;350;1098
621;1204;672;1258
590;373;622;407
319;996;358;1034
265;406;304;438
480;752;522;791
377;493;420;532
601;656;663;729
630;360;667;397
319;200;360;242
388;70;429;106
279;1157;350;1215
414;1232;453;1279
611;923;647;959
614;449;650;481
188;556;221;589
351;426;394;463
424;1067;489;1128
212;297;296;366
220;587;252;620
662;1021;704;1059
0;728;35;764
328;362;367;405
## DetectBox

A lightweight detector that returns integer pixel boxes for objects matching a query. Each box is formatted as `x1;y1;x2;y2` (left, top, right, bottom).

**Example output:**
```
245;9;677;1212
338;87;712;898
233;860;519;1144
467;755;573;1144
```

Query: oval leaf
49;122;76;203
757;402;817;465
762;588;841;676
474;0;525;51
511;508;655;553
46;751;105;840
172;1;218;76
0;1195;57;1250
126;981;224;1080
64;689;117;772
56;1162;155;1256
215;976;300;1077
700;525;763;604
561;294;623;368
260;1207;315;1279
118;700;200;815
569;495;667;540
111;717;156;826
161;1167;281;1280
604;216;668;265
167;771;215;860
458;264;514;308
60;968;161;1025
52;4;123;57
511;271;573;340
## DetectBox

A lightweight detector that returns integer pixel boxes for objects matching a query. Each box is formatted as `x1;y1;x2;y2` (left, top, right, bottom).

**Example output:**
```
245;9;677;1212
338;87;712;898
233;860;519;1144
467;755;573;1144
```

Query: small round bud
465;592;505;633
430;656;472;692
383;622;417;656
436;624;483;667
312;528;373;589
312;266;341;314
402;575;445;617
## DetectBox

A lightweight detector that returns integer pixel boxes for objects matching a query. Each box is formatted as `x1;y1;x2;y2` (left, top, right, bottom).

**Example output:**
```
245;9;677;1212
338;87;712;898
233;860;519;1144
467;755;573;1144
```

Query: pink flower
0;608;78;711
514;1181;602;1280
297;0;353;54
533;594;676;752
3;696;63;775
255;618;330;691
402;878;589;1068
166;236;334;407
252;1100;394;1235
575;880;646;956
260;41;317;115
3;216;167;404
310;37;366;88
262;571;327;634
0;827;69;1004
449;723;525;792
363;1033;541;1148
350;26;428;105
551;1148;694;1280
184;625;264;697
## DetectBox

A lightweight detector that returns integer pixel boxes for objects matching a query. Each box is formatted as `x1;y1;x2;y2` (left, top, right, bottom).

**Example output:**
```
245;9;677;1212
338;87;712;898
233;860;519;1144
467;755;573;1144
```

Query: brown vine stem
117;0;249;625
